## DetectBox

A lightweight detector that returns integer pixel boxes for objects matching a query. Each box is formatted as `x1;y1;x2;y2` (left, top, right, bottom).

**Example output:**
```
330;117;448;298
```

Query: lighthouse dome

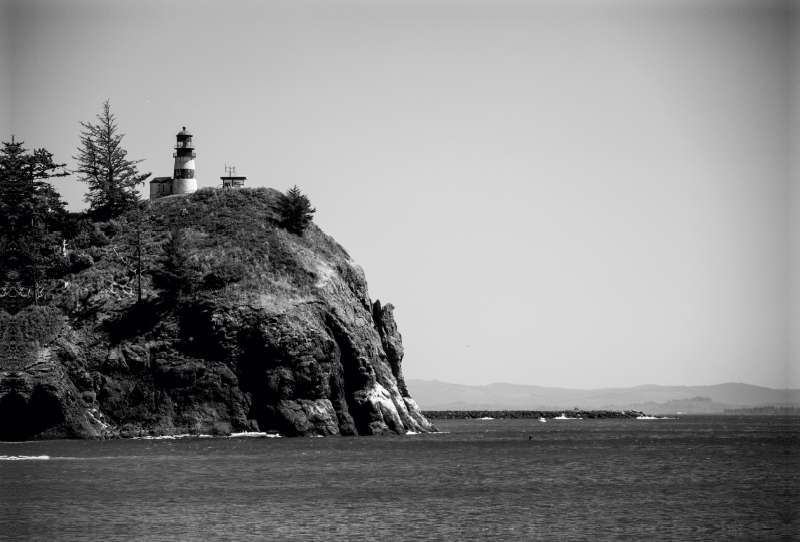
176;126;193;137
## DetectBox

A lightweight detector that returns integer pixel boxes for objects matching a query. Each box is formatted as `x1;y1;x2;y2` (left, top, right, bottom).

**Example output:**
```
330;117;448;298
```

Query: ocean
1;416;798;541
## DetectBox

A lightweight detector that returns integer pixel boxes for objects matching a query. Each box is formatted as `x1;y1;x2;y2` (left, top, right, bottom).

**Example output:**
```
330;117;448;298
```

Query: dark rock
0;191;436;439
0;351;106;440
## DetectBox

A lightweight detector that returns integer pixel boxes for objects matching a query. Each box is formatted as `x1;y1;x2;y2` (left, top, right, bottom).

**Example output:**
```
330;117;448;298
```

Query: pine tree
73;100;150;221
0;137;68;233
0;137;69;307
150;229;201;301
275;185;316;235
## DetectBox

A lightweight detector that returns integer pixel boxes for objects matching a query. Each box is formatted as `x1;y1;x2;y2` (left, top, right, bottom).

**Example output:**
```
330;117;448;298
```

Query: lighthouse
149;127;198;200
173;127;197;194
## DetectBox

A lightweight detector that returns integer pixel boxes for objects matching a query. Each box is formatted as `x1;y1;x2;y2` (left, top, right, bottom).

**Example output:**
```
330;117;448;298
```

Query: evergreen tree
0;137;68;233
114;207;154;302
73;100;150;220
0;137;69;307
275;185;316;235
150;229;201;301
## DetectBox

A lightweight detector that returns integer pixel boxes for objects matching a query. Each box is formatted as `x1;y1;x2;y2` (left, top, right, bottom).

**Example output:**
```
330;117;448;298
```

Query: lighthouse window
174;169;195;179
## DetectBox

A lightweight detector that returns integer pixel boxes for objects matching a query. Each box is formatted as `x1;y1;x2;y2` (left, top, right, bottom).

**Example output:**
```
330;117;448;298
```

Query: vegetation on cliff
0;130;435;440
0;137;69;308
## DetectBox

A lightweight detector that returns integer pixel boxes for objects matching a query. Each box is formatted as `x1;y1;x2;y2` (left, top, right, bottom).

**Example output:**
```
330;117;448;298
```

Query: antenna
225;163;236;176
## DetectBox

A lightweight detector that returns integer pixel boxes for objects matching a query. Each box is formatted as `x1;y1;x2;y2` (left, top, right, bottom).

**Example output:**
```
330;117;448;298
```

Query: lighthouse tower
173;127;197;194
148;127;199;200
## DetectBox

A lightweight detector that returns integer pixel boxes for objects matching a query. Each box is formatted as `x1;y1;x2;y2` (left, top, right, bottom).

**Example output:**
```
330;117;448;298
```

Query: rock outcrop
0;188;436;439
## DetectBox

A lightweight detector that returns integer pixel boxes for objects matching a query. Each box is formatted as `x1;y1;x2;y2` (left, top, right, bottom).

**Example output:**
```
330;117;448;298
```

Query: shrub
202;261;247;290
69;251;94;273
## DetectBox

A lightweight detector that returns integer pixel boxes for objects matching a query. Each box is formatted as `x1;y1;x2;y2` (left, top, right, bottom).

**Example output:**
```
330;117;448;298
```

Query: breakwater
422;410;646;419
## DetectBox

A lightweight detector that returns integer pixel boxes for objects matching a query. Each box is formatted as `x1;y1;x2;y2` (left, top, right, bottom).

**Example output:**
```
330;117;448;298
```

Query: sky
2;0;798;389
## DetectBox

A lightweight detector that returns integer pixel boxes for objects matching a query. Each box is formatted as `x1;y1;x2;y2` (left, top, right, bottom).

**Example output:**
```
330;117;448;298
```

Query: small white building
220;165;247;189
150;127;198;200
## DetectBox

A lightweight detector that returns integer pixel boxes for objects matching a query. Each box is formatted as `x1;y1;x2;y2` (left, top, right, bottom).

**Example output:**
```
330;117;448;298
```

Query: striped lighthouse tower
173;127;197;194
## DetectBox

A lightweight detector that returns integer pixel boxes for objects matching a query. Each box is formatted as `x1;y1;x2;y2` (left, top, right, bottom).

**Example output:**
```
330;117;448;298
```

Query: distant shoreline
422;410;648;419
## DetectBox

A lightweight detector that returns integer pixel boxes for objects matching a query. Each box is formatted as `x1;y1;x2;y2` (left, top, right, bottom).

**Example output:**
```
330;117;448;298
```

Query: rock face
0;307;106;440
0;189;436;439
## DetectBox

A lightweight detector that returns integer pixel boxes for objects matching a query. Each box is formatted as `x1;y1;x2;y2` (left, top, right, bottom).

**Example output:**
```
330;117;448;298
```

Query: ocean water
1;416;797;541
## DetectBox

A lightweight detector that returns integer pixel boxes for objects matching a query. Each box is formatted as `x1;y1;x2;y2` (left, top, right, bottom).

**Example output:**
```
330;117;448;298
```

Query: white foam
133;432;281;439
143;434;214;439
136;434;202;440
636;416;661;420
0;455;50;460
554;414;576;420
478;417;494;420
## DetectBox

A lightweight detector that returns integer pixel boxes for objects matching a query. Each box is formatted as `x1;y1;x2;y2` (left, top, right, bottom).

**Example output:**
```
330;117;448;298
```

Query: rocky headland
0;188;436;440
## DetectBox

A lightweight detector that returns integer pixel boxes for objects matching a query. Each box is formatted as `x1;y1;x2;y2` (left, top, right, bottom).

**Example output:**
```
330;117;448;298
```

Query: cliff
0;188;436;439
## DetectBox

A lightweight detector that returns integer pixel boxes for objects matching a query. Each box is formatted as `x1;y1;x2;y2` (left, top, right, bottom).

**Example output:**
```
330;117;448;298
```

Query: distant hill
406;379;800;414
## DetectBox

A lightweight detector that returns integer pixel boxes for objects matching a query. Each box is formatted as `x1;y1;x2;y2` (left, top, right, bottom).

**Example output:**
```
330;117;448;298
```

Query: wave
137;434;214;440
478;417;494;420
133;432;282;439
0;455;50;460
636;416;661;420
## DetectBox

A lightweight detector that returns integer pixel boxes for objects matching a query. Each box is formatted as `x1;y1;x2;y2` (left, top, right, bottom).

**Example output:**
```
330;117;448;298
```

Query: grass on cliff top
57;187;354;318
156;187;349;264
